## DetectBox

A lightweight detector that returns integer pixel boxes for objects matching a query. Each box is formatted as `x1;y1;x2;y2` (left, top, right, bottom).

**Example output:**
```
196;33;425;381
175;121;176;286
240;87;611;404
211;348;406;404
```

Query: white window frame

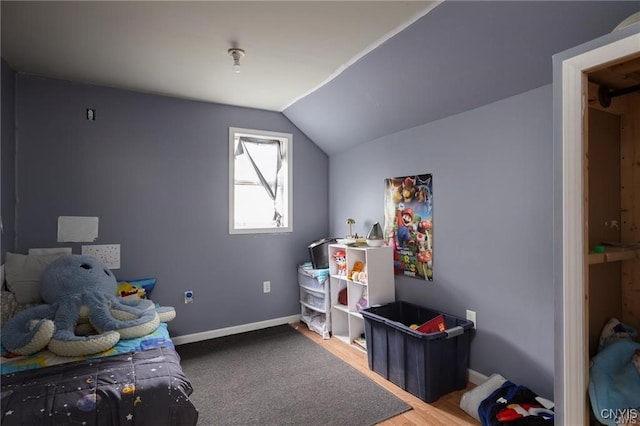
229;127;293;234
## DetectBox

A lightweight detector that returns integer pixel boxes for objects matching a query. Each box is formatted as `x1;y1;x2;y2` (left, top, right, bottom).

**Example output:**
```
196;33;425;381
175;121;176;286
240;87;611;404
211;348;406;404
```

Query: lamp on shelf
346;218;356;238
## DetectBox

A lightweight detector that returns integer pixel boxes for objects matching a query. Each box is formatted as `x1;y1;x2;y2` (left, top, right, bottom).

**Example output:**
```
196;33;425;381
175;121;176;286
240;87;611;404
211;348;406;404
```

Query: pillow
4;252;66;304
1;289;40;325
460;373;507;422
116;278;157;300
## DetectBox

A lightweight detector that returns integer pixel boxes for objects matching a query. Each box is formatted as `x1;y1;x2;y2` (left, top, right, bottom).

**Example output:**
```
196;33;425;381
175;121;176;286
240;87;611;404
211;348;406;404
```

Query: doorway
558;29;640;425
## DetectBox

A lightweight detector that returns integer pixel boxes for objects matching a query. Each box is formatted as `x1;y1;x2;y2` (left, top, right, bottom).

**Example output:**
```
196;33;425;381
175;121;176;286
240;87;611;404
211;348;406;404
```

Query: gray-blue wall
13;74;329;336
329;85;554;398
1;59;16;260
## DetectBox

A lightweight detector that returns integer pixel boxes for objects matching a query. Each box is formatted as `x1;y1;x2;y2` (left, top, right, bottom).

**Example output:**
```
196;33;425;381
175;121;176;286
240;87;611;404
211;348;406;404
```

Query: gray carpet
176;324;411;426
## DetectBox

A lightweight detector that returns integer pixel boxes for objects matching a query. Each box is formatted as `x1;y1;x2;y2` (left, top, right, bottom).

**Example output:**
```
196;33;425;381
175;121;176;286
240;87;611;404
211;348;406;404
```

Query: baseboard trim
468;368;488;385
172;314;301;346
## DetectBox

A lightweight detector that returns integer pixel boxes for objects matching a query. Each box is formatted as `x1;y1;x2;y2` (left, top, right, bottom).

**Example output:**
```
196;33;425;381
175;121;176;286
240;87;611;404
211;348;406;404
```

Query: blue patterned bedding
1;324;198;425
1;323;173;374
1;345;198;426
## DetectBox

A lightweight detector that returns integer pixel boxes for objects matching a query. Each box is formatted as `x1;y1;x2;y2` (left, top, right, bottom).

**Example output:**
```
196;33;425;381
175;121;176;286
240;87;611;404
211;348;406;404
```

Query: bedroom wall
13;74;329;336
1;59;16;260
328;84;554;398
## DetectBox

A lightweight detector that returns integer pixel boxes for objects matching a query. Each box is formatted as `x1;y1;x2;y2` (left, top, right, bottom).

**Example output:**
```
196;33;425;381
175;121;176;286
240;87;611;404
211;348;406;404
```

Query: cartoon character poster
384;174;433;281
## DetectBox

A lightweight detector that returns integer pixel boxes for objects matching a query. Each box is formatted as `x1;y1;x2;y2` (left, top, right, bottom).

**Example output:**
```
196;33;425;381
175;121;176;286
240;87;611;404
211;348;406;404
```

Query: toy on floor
1;255;175;357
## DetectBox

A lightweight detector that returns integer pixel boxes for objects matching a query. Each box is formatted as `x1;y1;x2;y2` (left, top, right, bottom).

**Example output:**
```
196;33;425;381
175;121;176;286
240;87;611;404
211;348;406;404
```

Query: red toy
416;314;446;333
496;403;554;422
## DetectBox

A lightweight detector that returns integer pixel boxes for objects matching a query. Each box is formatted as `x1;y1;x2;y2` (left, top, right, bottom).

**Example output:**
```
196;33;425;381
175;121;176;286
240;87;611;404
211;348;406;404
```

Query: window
229;127;292;234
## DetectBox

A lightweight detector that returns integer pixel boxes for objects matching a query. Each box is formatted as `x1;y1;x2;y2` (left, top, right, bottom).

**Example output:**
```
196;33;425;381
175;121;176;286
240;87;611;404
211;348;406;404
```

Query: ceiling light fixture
228;48;245;74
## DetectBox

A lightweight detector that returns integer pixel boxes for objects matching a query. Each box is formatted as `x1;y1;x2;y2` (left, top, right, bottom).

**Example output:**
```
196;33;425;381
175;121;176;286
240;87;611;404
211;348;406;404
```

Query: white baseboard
468;368;489;385
172;314;301;346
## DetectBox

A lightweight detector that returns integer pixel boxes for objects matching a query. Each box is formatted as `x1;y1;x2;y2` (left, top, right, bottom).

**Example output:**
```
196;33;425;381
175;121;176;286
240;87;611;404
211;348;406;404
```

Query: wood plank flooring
292;322;479;426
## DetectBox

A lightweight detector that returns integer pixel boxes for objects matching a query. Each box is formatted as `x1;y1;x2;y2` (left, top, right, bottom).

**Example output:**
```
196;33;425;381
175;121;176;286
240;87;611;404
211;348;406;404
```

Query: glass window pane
229;127;292;234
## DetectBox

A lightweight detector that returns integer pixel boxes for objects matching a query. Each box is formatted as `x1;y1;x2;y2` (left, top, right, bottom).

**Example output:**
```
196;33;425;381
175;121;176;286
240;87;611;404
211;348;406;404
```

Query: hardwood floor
292;322;479;426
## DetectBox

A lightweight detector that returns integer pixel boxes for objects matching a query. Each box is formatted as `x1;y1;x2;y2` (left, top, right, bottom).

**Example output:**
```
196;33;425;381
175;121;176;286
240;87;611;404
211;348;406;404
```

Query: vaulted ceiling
2;1;639;155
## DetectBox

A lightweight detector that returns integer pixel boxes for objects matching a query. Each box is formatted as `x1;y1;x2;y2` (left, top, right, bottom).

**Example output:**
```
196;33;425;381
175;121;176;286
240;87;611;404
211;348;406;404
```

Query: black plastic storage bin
361;301;473;403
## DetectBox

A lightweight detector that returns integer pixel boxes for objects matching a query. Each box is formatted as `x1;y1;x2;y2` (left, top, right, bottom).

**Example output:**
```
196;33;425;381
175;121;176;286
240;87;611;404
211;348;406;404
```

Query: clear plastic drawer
298;265;328;293
300;287;327;311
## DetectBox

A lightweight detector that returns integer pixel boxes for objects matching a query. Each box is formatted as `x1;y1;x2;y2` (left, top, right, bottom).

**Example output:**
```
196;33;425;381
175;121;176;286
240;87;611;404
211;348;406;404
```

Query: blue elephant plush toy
1;255;175;357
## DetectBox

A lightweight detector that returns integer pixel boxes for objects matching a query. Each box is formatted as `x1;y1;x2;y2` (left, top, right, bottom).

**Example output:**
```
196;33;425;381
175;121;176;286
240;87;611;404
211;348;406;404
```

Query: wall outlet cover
466;309;477;329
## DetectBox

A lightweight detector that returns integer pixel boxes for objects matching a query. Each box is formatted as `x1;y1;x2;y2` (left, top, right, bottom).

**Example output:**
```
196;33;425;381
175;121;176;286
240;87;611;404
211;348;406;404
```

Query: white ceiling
1;1;437;112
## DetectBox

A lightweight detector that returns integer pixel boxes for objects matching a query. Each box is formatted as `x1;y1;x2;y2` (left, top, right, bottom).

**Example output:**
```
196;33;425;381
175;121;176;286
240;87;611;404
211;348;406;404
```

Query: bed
1;287;199;426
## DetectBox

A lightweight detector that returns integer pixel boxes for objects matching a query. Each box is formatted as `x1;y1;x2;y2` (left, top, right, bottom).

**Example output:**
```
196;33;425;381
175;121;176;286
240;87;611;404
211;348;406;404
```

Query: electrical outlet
263;281;271;293
466;309;477;329
184;290;194;304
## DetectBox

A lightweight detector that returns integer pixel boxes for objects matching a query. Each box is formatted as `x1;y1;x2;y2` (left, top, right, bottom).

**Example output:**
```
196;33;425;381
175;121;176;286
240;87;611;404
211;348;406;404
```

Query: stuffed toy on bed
1;254;175;357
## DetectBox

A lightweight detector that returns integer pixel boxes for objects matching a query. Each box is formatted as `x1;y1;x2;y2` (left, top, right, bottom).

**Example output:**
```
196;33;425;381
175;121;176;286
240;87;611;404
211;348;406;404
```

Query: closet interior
586;54;640;355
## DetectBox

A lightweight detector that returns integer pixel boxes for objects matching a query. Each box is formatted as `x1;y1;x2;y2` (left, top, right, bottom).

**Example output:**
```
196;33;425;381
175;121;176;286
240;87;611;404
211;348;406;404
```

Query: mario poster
383;174;433;281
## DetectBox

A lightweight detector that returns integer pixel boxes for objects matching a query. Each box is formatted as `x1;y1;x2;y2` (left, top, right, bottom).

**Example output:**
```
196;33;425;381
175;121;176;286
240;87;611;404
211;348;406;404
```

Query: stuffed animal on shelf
333;250;347;276
1;254;175;357
356;287;368;311
348;261;364;281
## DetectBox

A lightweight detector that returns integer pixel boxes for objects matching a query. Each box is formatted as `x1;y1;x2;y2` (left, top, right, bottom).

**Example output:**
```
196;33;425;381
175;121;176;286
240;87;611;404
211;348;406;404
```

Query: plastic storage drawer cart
361;301;473;403
298;263;331;339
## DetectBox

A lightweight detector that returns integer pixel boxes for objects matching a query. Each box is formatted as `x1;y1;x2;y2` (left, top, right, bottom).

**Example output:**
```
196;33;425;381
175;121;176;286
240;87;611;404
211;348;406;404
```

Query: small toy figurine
333;250;347;276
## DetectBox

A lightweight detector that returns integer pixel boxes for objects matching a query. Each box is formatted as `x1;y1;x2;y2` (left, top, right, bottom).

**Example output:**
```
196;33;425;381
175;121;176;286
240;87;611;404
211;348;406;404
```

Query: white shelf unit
298;265;331;339
328;244;395;351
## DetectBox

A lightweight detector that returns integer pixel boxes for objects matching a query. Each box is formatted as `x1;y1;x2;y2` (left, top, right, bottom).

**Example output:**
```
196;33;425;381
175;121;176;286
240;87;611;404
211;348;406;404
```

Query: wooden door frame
560;31;639;425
